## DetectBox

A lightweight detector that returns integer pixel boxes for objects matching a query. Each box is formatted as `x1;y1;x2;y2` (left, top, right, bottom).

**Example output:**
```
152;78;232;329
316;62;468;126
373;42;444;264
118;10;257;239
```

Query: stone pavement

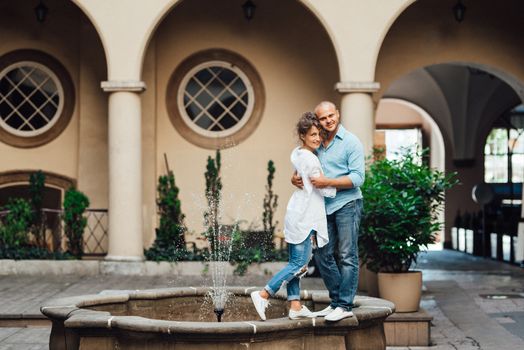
0;249;523;349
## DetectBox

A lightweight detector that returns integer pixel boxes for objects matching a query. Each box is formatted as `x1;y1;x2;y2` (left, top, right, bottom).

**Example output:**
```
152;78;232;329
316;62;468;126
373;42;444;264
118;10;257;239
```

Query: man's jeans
265;232;312;301
315;199;363;311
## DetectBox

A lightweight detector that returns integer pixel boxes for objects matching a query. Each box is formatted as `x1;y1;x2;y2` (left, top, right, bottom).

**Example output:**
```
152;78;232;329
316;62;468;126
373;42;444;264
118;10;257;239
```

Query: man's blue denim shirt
317;125;365;215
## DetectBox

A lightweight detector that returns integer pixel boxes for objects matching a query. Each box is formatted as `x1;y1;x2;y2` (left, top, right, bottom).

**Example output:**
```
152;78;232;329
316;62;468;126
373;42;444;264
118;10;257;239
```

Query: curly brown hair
296;111;325;140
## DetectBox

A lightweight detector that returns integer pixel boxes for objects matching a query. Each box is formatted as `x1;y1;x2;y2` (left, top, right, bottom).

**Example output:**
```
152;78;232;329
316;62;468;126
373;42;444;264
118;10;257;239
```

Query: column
101;81;146;261
335;81;380;155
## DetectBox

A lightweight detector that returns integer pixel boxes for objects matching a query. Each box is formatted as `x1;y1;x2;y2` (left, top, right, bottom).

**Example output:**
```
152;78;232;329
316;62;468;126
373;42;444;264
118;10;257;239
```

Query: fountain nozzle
214;308;224;322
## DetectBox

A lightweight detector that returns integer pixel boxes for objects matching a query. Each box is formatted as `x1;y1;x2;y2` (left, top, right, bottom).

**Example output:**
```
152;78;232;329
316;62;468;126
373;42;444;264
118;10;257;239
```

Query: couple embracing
251;101;365;322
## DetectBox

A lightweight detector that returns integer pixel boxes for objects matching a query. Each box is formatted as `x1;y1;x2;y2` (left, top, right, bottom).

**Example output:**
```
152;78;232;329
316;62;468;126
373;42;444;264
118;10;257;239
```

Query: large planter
377;270;422;312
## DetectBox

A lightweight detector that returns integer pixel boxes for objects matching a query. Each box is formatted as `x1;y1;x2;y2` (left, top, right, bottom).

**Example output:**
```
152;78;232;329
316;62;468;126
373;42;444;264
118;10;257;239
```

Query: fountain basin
41;287;395;350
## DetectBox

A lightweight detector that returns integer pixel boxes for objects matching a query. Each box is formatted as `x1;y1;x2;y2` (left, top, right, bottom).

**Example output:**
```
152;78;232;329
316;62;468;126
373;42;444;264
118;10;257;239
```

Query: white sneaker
324;307;354;322
250;291;269;321
288;305;315;320
312;305;335;317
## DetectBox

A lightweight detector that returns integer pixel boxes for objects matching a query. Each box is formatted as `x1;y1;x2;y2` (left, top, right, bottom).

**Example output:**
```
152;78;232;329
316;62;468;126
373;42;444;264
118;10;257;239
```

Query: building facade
1;0;523;261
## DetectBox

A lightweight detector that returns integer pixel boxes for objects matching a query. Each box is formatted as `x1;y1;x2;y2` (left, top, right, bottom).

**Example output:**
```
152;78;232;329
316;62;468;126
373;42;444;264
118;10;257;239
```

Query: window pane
511;154;524;182
484;155;508;183
485;128;508;155
379;128;422;163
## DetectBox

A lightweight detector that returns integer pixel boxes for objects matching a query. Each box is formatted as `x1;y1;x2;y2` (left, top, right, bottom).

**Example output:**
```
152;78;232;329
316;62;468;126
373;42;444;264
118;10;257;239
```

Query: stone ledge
0;260;287;276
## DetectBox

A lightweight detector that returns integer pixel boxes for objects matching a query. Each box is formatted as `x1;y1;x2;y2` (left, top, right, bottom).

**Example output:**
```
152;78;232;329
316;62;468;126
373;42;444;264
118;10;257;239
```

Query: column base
104;255;145;262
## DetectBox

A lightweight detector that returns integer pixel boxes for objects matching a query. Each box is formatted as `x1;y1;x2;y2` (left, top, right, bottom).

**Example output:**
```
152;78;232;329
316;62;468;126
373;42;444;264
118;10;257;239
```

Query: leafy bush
360;149;458;273
63;188;90;258
145;171;188;261
0;198;32;248
29;171;45;247
204;150;222;256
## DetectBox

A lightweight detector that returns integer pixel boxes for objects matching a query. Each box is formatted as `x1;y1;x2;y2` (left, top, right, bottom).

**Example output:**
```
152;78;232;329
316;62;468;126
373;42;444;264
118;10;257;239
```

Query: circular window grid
0;50;75;148
167;49;265;149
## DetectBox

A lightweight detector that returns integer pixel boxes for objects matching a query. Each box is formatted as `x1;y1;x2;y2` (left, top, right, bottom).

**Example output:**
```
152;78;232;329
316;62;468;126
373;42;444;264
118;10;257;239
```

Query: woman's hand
291;171;303;189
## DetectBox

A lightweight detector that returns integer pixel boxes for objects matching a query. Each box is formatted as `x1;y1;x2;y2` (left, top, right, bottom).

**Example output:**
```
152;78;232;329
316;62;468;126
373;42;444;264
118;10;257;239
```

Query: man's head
314;101;340;135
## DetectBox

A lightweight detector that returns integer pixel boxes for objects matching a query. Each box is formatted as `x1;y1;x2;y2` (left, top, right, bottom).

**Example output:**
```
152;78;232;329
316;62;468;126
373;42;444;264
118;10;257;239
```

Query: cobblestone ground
0;250;523;349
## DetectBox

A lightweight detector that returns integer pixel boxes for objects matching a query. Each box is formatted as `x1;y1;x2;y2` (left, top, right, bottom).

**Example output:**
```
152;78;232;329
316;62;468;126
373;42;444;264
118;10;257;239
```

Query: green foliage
204;150;222;255
262;160;278;247
63;188;90;258
0;198;32;248
156;173;186;248
360;148;458;273
0;245;74;260
29;170;46;247
145;171;188;260
229;227;288;275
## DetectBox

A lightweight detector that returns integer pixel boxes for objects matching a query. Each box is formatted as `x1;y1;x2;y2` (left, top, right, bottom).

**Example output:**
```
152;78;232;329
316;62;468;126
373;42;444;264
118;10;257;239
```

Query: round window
0;62;63;137
167;50;264;149
0;50;75;148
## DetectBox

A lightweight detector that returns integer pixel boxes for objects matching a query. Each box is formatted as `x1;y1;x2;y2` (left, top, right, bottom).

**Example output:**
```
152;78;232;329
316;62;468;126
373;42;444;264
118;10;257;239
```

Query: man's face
315;105;340;134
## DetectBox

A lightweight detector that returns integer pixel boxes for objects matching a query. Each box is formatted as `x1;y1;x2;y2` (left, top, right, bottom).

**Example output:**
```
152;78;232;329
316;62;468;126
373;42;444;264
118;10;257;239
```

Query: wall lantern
34;0;48;23
453;0;466;23
242;0;256;21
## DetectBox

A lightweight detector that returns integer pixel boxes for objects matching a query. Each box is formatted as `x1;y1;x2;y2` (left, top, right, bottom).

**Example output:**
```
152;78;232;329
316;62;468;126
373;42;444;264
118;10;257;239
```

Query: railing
451;210;520;264
0;208;108;257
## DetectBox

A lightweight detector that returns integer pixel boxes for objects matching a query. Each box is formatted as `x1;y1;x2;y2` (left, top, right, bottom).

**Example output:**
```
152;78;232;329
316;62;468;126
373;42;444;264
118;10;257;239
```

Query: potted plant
359;149;457;312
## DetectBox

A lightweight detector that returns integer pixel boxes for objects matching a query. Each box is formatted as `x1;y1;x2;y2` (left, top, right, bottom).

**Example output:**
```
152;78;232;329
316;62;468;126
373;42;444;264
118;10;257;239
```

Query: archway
139;0;341;243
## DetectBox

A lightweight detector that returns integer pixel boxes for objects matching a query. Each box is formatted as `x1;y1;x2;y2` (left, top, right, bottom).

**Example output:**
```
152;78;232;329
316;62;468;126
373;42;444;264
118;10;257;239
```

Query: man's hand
310;174;331;188
291;171;303;189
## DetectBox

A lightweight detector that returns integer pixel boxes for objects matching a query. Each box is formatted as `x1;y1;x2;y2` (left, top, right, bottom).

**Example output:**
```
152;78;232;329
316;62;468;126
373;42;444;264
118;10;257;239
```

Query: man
292;101;365;321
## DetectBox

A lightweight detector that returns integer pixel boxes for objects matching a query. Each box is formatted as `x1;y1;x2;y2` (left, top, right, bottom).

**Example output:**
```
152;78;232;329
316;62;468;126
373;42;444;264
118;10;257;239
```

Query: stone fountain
41;286;394;349
41;191;395;349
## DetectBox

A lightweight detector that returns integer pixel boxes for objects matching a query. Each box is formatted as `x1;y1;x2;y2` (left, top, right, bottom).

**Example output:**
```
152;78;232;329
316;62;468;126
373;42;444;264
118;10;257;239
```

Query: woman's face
301;125;322;151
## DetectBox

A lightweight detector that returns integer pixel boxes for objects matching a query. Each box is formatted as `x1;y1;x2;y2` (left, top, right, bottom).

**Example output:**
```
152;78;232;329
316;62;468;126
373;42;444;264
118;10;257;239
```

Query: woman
251;112;335;320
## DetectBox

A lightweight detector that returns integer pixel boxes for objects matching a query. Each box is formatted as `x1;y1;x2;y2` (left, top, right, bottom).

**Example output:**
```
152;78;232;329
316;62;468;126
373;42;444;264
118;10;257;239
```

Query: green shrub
360;149;458;272
0;198;32;248
204;150;222;257
63;188;90;258
145;171;188;261
29;170;45;247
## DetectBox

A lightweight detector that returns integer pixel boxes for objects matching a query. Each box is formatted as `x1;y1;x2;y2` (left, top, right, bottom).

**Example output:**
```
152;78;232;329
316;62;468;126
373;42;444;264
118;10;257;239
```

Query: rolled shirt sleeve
347;138;365;188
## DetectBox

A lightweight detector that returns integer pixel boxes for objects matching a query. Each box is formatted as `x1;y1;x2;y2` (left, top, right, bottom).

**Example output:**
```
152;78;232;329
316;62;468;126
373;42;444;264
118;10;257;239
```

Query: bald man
292;101;365;321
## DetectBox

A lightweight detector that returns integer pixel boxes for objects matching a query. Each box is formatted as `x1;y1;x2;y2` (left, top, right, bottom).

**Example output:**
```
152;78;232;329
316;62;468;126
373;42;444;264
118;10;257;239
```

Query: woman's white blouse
284;147;336;248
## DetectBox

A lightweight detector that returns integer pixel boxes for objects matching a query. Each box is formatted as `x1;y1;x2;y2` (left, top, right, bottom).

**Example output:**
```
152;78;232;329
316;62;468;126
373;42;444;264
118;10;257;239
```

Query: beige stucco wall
0;0;81;179
375;0;524;99
142;0;339;244
0;1;108;205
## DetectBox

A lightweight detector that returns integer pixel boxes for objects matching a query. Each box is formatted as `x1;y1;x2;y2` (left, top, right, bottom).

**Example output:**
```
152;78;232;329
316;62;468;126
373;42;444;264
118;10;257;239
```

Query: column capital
101;80;146;92
335;81;380;93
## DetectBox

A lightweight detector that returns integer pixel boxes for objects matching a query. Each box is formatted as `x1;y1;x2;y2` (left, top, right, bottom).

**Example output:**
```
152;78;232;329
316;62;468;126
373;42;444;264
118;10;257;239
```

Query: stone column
101;81;146;261
335;81;380;155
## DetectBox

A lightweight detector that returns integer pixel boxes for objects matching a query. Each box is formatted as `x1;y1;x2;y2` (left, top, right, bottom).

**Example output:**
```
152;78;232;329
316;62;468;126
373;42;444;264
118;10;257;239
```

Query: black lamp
242;0;256;21
453;0;466;23
35;0;48;23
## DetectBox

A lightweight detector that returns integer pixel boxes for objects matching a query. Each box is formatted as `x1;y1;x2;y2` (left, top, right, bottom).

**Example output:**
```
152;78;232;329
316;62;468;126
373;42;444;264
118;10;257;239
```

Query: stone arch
138;0;340;80
69;0;109;73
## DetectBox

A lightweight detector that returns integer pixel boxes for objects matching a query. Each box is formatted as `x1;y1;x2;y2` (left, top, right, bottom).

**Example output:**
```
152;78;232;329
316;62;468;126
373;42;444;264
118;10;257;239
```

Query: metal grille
0;62;62;136
182;63;251;134
0;208;108;257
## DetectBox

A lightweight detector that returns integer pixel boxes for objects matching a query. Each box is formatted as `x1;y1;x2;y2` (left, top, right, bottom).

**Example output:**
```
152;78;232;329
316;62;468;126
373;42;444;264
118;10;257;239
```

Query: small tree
63;188;90;258
29;170;45;247
204;150;222;255
0;198;32;248
155;172;186;249
262;160;278;250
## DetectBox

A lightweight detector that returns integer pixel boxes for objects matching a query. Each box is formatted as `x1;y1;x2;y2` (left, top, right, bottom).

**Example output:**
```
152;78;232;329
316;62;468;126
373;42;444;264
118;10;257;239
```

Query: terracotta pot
377;270;422;312
365;267;379;297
